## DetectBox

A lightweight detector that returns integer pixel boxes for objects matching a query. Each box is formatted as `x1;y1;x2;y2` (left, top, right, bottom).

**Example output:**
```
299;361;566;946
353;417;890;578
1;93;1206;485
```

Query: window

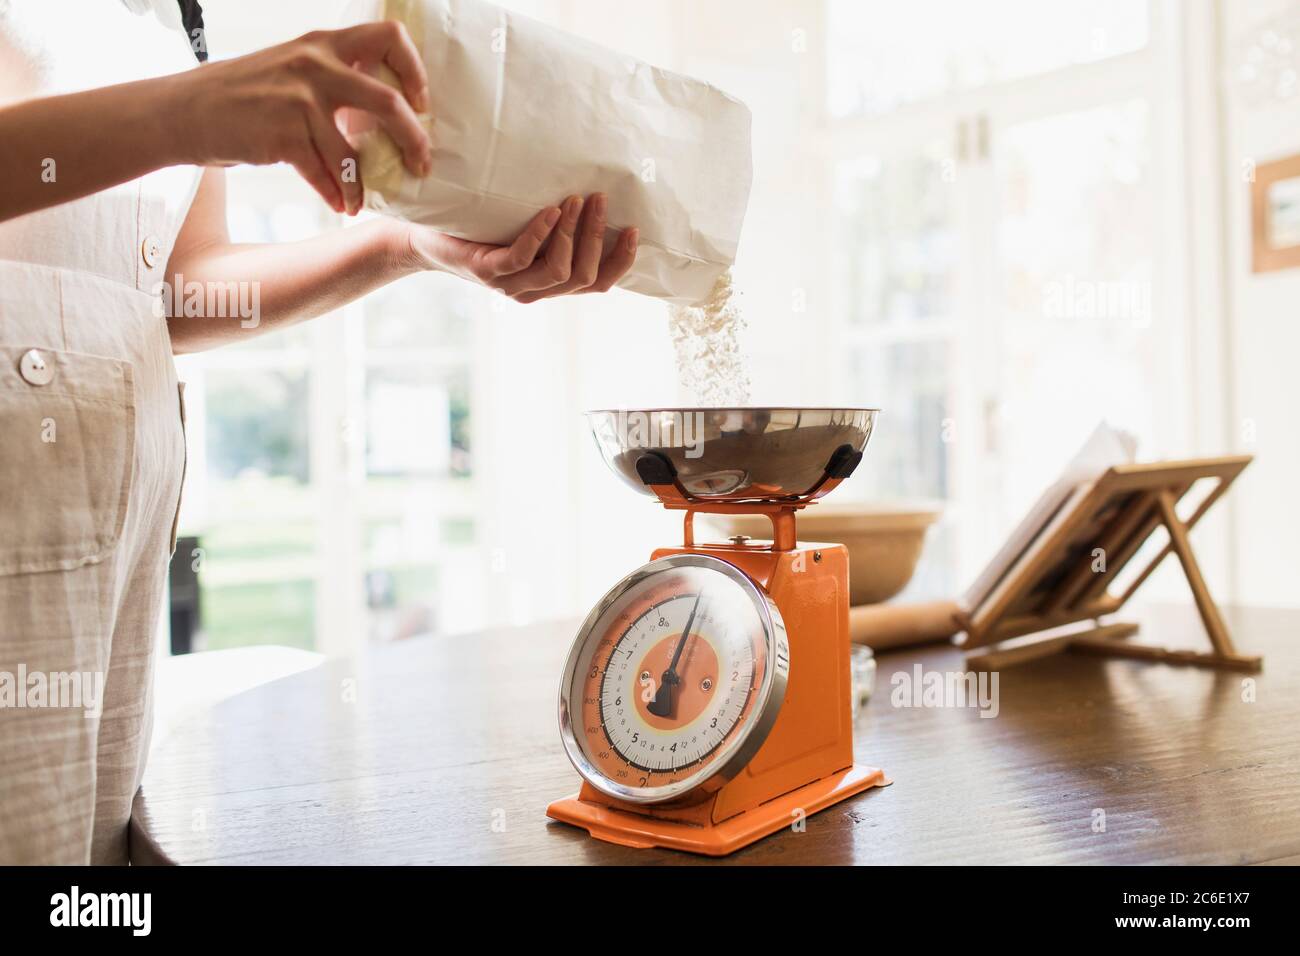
359;274;478;643
826;0;1185;592
827;0;1149;118
174;166;325;652
174;164;488;653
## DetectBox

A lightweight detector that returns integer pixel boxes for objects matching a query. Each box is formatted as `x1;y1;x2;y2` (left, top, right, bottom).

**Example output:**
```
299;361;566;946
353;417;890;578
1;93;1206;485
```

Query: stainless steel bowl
587;407;879;502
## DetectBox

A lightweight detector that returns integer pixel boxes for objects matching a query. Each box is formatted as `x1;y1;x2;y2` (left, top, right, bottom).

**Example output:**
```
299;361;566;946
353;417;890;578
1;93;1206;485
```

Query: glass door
830;130;977;598
986;98;1156;520
825;0;1188;592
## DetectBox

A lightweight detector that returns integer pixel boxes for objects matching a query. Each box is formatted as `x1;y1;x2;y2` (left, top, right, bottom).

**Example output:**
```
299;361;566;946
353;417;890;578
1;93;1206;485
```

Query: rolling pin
849;599;963;651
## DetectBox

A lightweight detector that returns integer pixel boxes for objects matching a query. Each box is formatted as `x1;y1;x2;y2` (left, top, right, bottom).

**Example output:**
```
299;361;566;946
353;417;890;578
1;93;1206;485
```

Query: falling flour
667;270;752;407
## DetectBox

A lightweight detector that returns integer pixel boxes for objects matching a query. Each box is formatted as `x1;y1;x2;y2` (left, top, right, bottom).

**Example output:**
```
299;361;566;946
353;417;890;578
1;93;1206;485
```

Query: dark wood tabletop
130;603;1300;865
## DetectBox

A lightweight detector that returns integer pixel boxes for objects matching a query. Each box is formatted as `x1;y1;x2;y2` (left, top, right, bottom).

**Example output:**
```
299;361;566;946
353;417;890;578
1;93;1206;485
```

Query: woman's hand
406;193;640;303
0;21;429;224
173;22;431;215
164;173;644;354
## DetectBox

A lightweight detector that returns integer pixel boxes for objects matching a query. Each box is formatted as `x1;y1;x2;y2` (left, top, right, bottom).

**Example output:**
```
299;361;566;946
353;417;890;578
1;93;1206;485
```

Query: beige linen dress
0;0;201;864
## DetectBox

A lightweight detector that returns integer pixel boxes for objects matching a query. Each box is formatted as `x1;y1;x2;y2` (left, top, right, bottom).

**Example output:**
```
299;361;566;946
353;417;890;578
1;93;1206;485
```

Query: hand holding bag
349;0;753;305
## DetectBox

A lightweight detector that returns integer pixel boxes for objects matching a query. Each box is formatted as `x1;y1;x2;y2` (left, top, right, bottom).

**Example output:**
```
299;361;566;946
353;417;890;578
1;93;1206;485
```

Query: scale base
547;764;890;857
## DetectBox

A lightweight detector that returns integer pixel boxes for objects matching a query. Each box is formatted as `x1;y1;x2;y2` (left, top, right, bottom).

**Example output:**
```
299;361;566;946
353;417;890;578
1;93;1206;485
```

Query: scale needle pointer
647;591;704;718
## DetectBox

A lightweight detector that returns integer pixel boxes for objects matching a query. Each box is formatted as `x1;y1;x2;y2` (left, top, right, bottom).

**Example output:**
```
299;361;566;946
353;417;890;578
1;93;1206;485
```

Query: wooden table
130;604;1300;865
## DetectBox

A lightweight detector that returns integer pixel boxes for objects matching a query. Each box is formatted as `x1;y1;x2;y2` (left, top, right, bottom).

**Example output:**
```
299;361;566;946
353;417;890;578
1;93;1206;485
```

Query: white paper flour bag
348;0;753;305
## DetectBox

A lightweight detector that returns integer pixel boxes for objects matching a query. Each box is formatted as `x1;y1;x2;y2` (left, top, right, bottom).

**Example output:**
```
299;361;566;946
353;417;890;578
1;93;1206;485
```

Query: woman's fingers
330;21;429;113
577;227;639;294
306;108;362;214
462;194;635;302
289;123;344;213
535;195;582;283
494;196;582;296
322;65;431;176
542;195;582;281
475;205;561;278
568;193;607;289
510;194;610;301
515;226;638;304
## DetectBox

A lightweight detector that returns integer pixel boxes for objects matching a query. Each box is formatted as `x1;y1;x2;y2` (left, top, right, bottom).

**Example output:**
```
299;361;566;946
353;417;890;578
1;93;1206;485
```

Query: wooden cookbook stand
959;456;1261;672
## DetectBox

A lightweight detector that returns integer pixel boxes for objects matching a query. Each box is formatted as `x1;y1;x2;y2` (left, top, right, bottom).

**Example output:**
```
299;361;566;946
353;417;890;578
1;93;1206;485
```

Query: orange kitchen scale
547;408;890;856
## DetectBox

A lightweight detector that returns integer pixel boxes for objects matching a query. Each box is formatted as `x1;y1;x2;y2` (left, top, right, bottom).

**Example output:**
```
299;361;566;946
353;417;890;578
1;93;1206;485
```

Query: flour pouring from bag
668;270;751;406
348;0;753;306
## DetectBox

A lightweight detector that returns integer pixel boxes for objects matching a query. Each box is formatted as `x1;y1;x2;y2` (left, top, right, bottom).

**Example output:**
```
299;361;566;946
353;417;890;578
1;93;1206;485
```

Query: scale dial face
559;554;788;805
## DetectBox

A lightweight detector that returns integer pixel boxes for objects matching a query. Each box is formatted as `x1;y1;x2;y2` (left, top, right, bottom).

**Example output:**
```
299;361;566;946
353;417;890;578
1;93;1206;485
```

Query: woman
0;0;637;864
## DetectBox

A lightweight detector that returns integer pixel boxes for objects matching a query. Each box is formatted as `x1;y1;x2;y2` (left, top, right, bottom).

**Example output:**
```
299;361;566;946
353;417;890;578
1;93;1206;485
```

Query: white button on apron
18;348;53;386
141;233;162;268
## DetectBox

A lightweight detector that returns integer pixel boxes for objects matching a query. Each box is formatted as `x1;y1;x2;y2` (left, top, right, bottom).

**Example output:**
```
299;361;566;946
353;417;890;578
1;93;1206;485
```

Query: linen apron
0;0;201;864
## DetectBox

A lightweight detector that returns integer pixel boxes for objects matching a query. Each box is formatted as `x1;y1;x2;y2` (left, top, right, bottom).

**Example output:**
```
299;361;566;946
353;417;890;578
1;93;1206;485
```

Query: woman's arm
0;79;185;222
165;169;639;354
164;169;415;352
0;23;431;225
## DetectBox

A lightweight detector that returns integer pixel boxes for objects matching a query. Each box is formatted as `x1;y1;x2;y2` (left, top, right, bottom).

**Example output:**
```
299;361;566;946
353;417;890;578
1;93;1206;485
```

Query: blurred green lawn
202;578;316;651
183;474;464;651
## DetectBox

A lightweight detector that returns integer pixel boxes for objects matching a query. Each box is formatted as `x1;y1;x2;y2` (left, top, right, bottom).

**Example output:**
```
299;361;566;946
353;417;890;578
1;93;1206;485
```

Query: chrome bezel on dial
557;553;789;806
